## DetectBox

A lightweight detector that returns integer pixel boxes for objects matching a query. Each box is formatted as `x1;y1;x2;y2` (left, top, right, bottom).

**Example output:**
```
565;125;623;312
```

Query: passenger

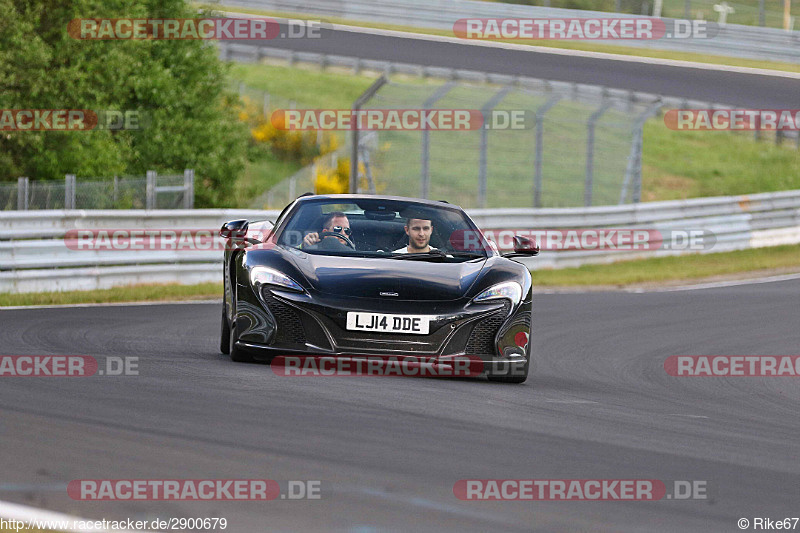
393;217;438;253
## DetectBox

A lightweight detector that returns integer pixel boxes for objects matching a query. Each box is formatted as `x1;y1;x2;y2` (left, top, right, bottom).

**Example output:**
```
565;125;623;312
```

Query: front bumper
232;281;532;370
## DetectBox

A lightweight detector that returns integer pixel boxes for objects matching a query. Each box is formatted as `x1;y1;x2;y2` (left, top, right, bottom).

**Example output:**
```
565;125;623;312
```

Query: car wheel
487;358;529;384
220;305;231;355
229;323;254;363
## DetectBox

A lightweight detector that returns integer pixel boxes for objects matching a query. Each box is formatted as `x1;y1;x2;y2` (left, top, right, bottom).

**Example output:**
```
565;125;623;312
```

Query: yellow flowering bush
242;102;342;165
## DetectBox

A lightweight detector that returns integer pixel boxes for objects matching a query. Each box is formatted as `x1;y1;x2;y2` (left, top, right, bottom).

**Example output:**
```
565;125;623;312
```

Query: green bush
0;0;249;207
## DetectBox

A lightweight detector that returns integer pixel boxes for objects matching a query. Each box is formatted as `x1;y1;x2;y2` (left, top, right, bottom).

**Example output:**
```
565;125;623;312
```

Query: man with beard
393;217;438;254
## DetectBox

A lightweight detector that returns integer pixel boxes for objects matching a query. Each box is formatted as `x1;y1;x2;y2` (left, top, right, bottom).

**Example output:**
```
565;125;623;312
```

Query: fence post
685;0;691;18
620;101;662;204
183;169;194;209
585;101;613;207
17;177;29;211
350;75;388;193
360;145;377;194
146;170;156;210
113;176;119;205
420;82;456;199
533;95;562;208
478;86;514;208
759;0;766;25
263;92;270;119
65;174;76;210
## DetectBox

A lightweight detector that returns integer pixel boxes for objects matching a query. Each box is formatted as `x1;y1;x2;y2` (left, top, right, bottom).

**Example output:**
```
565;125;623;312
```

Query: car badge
379;291;399;297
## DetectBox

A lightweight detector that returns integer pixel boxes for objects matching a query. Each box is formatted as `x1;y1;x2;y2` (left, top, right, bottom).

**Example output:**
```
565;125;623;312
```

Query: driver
393;217;438;254
302;211;354;249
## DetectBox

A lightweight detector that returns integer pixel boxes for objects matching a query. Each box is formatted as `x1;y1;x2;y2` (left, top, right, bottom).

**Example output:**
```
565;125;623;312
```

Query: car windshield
276;198;491;262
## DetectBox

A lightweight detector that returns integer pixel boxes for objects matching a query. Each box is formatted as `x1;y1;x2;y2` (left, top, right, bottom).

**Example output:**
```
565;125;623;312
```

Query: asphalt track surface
242;24;800;108
1;278;800;532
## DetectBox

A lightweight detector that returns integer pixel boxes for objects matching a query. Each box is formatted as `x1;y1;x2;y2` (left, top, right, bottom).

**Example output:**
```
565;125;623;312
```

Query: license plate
346;312;431;335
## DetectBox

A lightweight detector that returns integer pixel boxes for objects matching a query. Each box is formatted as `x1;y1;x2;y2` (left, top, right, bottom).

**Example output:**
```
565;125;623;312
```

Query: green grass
0;283;222;307
642;123;800;201
235;150;302;207
203;4;800;74
532;243;800;285
229;63;375;110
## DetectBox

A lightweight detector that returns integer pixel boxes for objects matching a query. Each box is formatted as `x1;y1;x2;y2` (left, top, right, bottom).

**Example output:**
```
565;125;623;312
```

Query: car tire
229;323;254;363
487;358;529;384
220;305;231;355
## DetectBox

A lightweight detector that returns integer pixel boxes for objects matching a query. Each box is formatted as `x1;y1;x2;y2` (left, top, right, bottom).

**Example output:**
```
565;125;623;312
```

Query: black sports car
219;194;539;383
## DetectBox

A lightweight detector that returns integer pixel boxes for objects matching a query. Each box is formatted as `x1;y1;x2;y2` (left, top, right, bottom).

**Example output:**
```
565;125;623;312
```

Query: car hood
290;253;486;301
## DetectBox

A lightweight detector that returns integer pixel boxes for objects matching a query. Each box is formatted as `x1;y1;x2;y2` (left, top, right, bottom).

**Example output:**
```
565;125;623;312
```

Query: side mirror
219;219;249;243
502;235;539;258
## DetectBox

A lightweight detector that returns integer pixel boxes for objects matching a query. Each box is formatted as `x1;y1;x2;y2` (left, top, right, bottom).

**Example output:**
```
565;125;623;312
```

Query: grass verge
532;244;800;286
202;3;800;74
0;283;222;307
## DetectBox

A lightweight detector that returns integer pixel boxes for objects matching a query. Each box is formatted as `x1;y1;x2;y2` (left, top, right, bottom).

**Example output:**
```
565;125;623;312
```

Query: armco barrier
1;191;799;293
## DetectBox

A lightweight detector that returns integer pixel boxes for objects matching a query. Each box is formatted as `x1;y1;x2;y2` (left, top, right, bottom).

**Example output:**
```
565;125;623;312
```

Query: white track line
0;499;156;533
224;11;800;79
630;272;800;292
534;271;800;293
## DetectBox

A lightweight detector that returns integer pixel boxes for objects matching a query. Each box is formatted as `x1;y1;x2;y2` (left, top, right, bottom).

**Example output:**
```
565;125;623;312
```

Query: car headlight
249;266;303;292
473;281;522;306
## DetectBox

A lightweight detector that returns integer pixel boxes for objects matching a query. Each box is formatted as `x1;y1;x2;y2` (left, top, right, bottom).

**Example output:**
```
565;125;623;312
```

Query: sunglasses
331;226;352;236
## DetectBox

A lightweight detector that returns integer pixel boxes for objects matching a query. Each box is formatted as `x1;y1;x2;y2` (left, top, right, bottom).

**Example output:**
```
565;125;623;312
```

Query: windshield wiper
387;250;486;262
387;250;448;261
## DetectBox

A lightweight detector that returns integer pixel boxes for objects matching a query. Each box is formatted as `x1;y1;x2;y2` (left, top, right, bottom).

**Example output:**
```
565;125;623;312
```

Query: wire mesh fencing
350;78;655;208
1;171;194;210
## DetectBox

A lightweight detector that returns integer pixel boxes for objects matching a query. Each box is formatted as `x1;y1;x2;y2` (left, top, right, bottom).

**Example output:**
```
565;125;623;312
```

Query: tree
0;0;248;206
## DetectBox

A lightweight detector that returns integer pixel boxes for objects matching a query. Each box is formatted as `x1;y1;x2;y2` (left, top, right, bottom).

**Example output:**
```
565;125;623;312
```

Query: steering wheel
319;230;356;250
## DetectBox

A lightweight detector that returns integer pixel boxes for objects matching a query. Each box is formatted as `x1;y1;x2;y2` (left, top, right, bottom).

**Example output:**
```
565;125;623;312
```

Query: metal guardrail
215;0;800;63
2;190;799;292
